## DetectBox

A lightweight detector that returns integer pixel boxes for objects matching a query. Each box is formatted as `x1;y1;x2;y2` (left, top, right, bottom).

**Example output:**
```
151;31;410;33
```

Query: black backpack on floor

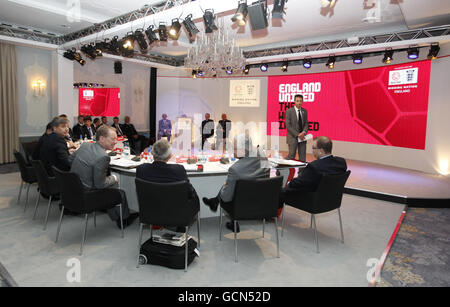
139;238;198;269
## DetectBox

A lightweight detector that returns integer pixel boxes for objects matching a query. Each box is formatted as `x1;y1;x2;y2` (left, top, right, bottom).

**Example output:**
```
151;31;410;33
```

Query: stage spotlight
243;65;250;74
192;70;197;78
203;9;218;33
134;29;148;51
119;32;135;57
321;0;336;8
145;26;159;45
272;0;287;19
382;49;394;64
407;47;419;60
248;0;268;30
81;44;98;60
225;67;233;75
352;54;363;64
63;49;76;61
326;56;336;69
183;14;200;40
303;58;312;69
109;36;120;55
281;60;288;72
158;22;168;41
231;0;248;27
428;43;440;60
197;70;205;77
260;63;268;72
169;19;182;40
94;41;105;56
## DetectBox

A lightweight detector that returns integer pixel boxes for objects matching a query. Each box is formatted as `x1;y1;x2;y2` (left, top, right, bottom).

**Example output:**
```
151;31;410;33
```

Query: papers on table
298;133;313;143
268;158;306;167
110;157;143;168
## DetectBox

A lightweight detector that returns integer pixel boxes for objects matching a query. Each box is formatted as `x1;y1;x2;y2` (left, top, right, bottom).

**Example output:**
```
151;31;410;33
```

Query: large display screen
267;60;431;150
78;88;120;116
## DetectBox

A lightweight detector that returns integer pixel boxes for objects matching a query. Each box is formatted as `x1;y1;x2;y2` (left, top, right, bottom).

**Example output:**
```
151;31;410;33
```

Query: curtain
0;43;19;164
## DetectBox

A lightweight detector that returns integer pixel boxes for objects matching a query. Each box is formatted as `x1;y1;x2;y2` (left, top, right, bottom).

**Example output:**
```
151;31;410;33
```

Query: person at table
32;122;53;160
158;113;172;142
111;116;124;136
216;113;231;152
122;116;147;154
100;116;108;126
93;118;101;130
69;125;138;229
81;116;95;140
38;117;73;175
202;134;269;232
72;115;85;141
201;113;214;150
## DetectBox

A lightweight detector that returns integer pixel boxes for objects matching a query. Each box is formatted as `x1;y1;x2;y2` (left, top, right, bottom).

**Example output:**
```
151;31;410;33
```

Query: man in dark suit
32;122;53;160
122;116;147;154
136;139;200;231
38;117;73;175
216;113;231;152
203;134;270;232
93;118;101;130
100;116;108;126
81;116;95;140
201;113;214;150
111;117;124;136
158;113;172;141
72;115;85;141
285;94;308;161
285;136;347;194
69;125;137;229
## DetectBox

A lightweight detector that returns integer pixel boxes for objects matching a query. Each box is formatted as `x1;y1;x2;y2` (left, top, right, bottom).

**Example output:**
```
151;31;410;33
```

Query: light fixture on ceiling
197;70;205;77
158;22;168;41
272;0;287;19
352;53;363;64
243;65;250;74
203;9;218;33
81;44;98;60
231;0;248;26
382;48;394;64
134;29;148;51
168;18;182;40
427;43;440;60
321;0;337;8
225;67;233;75
260;63;268;72
326;55;336;69
281;59;288;72
183;14;200;41
145;26;159;45
303;58;312;69
192;70;197;78
248;0;268;30
407;47;419;60
108;36;120;55
119;32;135;57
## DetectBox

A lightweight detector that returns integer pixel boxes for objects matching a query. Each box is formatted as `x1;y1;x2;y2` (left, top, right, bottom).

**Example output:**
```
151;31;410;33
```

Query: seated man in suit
32;122;53;161
81;116;95;140
69;125;138;229
284;136;347;195
203;134;270;232
122;116;147;154
72;115;85;141
136;139;199;231
38;117;73;175
100;116;108;126
93;118;101;130
111;117;124;136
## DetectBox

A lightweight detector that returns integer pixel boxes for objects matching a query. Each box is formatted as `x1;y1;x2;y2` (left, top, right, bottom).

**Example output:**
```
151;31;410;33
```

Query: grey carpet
378;208;450;287
0;163;19;175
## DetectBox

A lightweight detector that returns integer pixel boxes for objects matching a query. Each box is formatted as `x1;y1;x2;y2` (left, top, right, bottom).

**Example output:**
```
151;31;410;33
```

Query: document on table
268;158;306;167
110;158;143;168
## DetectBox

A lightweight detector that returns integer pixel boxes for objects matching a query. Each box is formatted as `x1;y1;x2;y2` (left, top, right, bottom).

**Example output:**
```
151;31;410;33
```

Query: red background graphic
79;88;120;116
267;60;431;150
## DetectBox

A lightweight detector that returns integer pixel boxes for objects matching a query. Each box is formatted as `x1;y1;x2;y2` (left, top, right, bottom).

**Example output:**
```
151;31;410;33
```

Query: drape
0;43;19;164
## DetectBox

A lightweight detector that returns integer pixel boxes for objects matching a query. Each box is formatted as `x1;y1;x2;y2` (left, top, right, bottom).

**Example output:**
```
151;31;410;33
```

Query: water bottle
274;145;280;159
123;141;130;158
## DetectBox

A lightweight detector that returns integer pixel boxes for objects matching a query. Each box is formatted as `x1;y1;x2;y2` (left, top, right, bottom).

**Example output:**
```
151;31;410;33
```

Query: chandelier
184;19;246;77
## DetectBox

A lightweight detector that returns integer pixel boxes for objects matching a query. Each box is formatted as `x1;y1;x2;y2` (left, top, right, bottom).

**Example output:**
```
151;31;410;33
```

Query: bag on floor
139;238;198;269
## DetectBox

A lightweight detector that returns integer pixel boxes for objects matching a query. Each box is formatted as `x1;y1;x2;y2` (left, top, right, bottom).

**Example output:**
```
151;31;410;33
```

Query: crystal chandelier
184;18;246;77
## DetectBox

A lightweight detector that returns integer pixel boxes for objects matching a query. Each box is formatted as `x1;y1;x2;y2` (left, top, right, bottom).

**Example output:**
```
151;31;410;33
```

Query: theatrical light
248;0;268;30
197;70;205;77
281;60;288;72
145;26;159;45
321;0;337;8
428;43;440;60
81;44;98;60
226;67;233;75
231;0;248;27
192;70;197;78
183;14;200;40
326;56;336;69
352;54;363;64
272;0;287;19
243;65;250;74
260;63;268;72
63;49;76;61
382;49;394;64
407;47;419;60
168;18;182;40
134;29;148;51
109;36;120;55
119;33;135;57
303;58;312;69
203;9;218;33
158;22;168;41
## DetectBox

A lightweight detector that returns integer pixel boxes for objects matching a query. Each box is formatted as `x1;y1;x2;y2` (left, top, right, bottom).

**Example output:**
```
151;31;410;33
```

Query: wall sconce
32;79;46;97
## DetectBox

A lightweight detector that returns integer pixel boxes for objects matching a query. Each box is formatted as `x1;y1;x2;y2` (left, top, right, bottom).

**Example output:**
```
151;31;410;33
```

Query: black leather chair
281;171;351;253
13;150;37;212
30;159;60;230
218;176;283;263
135;178;200;271
52;166;124;256
21;141;37;165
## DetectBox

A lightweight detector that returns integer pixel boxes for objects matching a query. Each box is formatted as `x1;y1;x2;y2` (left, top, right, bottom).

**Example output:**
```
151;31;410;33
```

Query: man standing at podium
216;113;231;152
286;94;308;161
201;113;214;150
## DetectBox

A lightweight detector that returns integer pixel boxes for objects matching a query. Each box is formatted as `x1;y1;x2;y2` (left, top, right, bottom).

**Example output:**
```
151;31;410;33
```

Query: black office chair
21;141;37;165
218;176;283;263
135;178;200;271
13;150;37;212
52;166;124;256
30;159;60;230
281;171;351;253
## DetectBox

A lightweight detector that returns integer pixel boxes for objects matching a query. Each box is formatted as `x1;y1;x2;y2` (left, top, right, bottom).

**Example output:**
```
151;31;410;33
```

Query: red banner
267;60;431;150
79;88;120;116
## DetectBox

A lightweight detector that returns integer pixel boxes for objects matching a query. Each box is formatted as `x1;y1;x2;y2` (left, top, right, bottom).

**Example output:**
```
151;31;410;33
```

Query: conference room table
110;155;306;219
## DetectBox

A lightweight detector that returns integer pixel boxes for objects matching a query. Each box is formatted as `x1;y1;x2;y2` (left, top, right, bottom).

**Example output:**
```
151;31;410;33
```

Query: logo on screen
83;90;94;100
389;68;418;85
